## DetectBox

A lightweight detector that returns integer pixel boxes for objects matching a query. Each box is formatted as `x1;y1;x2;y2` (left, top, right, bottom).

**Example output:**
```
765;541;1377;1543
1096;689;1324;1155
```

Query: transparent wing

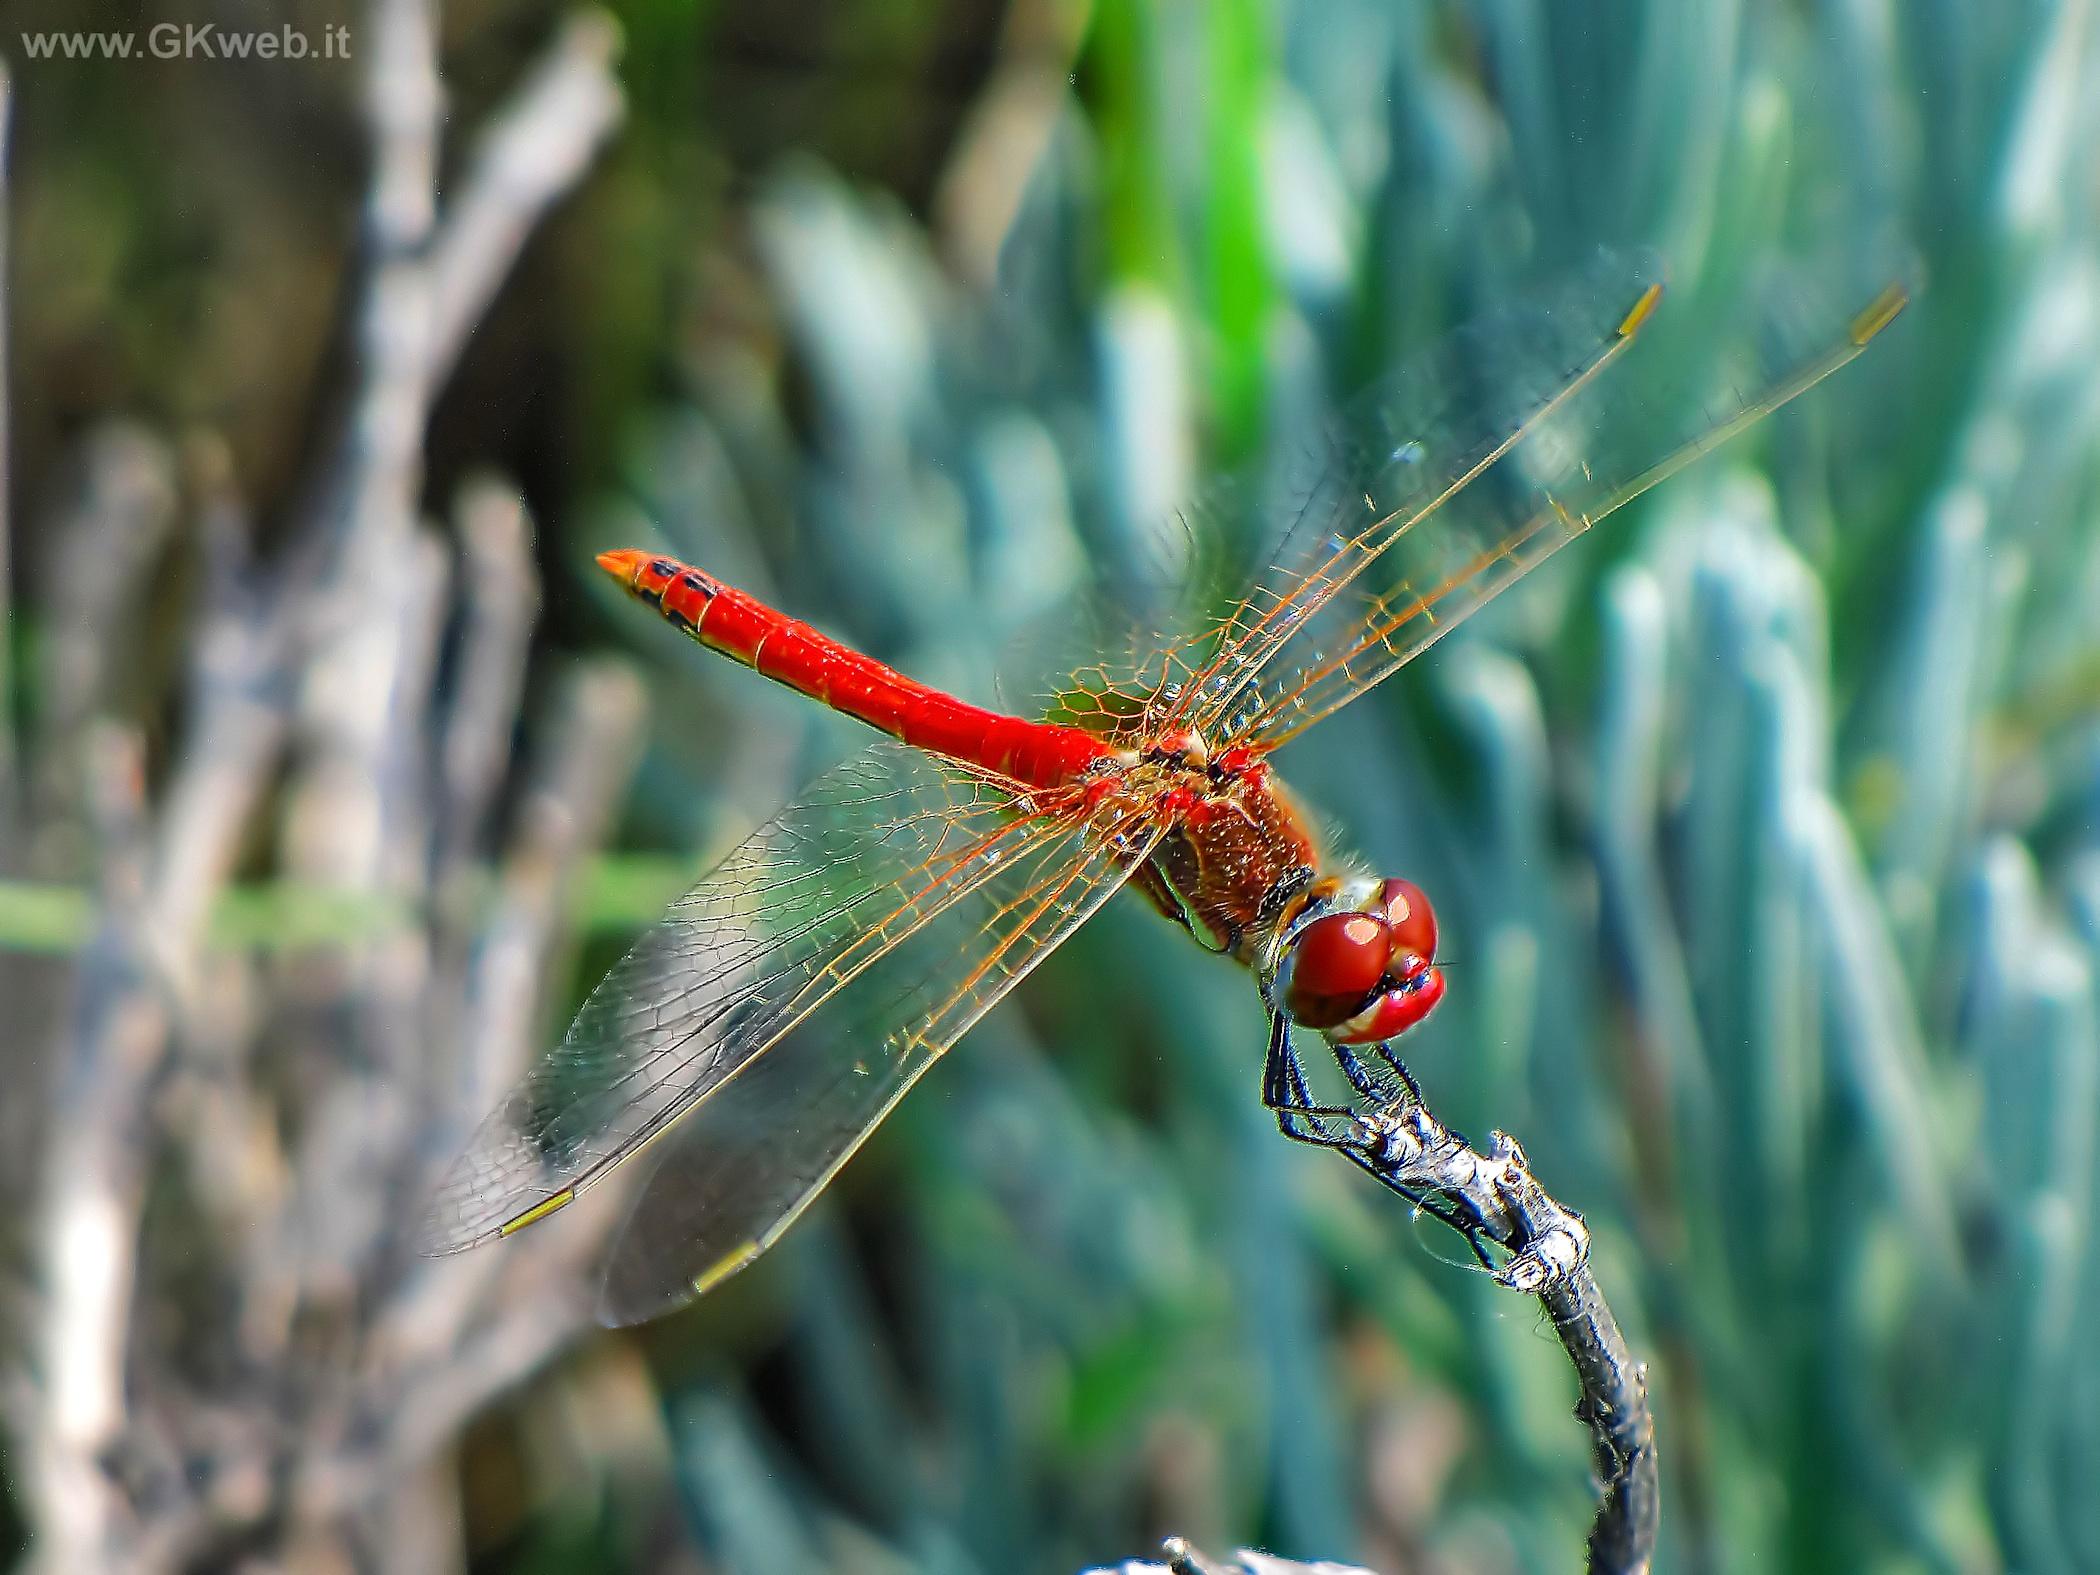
418;742;1125;1255
596;797;1164;1324
1044;252;1905;753
1218;277;1910;748
1044;249;1664;743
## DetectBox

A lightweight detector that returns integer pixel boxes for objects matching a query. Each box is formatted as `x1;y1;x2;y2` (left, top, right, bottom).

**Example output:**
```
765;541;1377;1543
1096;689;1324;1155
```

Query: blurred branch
313;1;621;574
433;480;543;891
304;663;645;1525
5;8;631;1570
0;58;14;837
426;13;624;376
25;426;178;868
145;440;281;999
262;3;622;670
932;0;1090;288
25;729;165;1574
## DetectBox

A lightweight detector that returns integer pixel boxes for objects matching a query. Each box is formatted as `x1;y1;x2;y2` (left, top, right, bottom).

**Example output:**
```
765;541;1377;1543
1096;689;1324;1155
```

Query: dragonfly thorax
1143;726;1208;768
1264;873;1445;1044
1124;745;1319;958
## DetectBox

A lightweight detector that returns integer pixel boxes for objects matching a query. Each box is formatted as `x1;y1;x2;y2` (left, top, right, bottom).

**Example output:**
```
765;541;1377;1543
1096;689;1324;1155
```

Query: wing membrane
1226;278;1910;747
418;743;1112;1255
1047;253;1904;754
596;796;1162;1323
1044;250;1663;742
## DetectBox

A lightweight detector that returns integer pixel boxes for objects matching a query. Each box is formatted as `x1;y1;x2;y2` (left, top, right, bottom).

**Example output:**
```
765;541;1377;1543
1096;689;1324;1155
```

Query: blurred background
2;0;2098;1571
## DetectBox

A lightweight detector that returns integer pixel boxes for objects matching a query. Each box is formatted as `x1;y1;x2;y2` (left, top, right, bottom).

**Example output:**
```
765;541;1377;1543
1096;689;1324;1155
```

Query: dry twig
1279;1031;1656;1572
1121;1031;1658;1575
4;10;629;1570
1344;1101;1659;1573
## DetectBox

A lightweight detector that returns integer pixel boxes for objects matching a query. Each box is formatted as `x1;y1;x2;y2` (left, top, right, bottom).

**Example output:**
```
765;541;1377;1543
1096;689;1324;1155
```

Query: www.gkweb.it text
18;25;353;62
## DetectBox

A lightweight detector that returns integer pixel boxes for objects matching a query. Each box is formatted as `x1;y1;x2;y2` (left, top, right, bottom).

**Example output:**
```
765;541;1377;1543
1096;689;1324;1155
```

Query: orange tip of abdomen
596;548;648;582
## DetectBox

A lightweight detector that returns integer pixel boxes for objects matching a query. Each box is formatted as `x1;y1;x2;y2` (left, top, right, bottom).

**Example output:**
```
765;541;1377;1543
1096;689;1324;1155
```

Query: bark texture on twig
1332;1088;1658;1573
1113;1059;1658;1575
2;12;628;1572
1088;1534;1375;1574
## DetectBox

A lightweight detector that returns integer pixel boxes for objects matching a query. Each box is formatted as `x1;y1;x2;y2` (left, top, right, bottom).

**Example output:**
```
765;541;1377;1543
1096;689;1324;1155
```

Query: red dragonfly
423;255;1907;1323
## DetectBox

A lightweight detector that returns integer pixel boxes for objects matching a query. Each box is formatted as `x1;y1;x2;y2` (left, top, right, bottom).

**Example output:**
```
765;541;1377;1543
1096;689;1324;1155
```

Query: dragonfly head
1271;876;1444;1044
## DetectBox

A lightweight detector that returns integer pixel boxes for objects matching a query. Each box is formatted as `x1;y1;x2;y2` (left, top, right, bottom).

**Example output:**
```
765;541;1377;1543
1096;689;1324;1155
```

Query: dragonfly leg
1260;1024;1511;1268
1323;1043;1498;1268
1370;1037;1427;1095
1262;1022;1494;1264
1344;1039;1484;1153
1262;1016;1369;1150
1349;1158;1500;1271
1331;1037;1423;1108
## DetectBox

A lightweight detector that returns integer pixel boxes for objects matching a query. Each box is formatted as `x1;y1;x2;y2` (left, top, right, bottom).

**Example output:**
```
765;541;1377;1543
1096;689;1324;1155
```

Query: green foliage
9;0;2097;1570
583;3;2097;1570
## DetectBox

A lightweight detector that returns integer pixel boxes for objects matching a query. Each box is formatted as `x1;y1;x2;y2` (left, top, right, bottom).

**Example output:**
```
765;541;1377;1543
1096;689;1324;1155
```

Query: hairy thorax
1107;731;1326;964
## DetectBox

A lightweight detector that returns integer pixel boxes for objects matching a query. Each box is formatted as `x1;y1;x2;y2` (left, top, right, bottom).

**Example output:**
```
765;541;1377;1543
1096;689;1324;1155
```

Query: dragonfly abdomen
597;550;1114;789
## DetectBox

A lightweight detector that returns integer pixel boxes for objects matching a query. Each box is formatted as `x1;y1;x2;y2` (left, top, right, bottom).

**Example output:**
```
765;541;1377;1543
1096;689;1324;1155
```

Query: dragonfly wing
1043;249;1663;742
1048;250;1903;751
596;802;1163;1324
418;742;1130;1257
1211;272;1909;748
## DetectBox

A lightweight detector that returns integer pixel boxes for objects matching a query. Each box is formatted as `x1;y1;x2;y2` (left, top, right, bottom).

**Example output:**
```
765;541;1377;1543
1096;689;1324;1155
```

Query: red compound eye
1378;877;1437;963
1282;911;1393;1029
